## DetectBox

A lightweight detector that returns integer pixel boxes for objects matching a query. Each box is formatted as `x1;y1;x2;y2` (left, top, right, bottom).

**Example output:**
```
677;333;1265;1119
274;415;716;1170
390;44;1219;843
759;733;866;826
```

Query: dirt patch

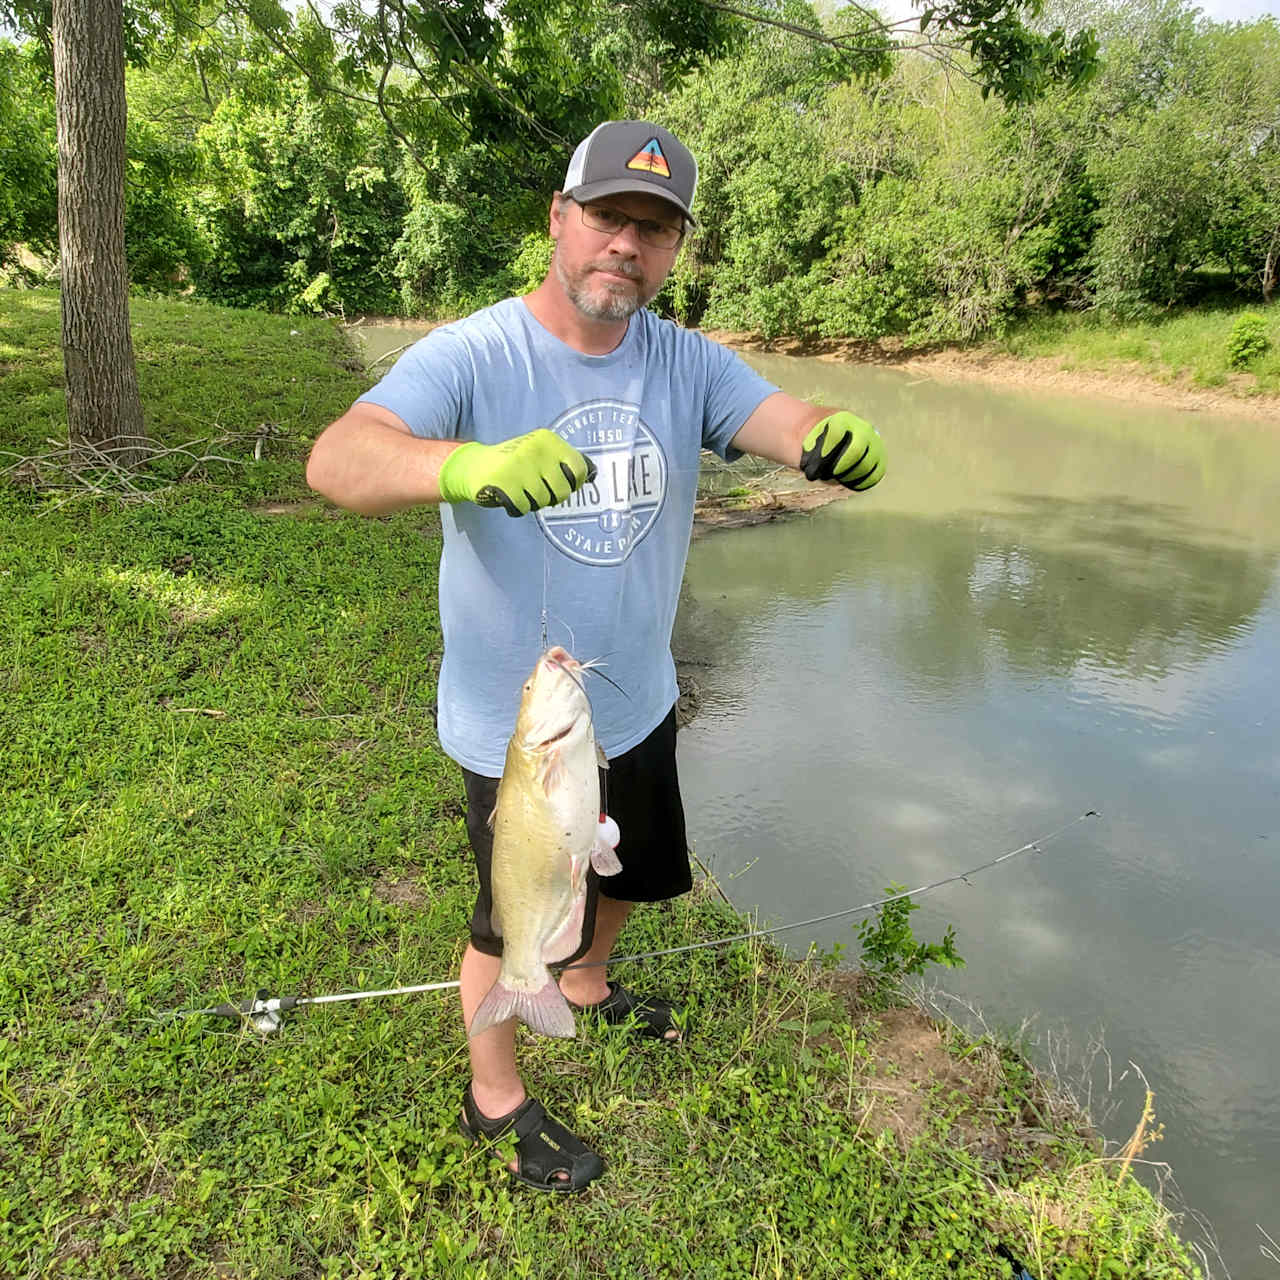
856;1005;980;1147
705;329;1280;423
816;974;1081;1170
76;627;109;657
247;499;330;518
372;868;430;909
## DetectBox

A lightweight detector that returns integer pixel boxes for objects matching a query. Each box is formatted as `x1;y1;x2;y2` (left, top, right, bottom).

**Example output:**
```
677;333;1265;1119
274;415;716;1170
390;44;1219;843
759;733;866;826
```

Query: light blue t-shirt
357;297;779;775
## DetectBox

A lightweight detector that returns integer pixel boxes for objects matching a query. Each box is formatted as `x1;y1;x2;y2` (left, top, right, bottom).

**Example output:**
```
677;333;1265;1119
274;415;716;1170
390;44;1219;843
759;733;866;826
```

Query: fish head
514;646;592;751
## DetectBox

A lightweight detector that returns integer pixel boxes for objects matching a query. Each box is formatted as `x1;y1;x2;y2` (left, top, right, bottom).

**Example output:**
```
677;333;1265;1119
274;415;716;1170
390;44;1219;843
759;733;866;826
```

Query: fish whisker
583;666;630;700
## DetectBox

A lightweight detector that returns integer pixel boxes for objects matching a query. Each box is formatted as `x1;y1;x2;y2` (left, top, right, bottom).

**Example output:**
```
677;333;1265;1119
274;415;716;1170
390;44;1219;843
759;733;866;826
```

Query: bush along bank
0;290;1208;1277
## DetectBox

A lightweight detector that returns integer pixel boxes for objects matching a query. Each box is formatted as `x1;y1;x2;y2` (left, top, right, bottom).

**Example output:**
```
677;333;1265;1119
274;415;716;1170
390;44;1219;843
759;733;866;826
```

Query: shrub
1226;312;1271;369
507;232;552;295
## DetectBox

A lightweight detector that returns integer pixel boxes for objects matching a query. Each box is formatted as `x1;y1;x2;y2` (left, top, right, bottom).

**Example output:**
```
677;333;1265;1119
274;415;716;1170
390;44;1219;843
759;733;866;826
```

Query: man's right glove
437;428;597;517
799;412;886;491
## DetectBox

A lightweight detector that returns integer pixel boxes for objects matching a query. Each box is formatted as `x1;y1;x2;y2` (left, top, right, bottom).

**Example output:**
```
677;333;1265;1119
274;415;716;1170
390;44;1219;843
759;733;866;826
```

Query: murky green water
355;322;1278;1272
676;354;1280;1277
348;321;436;371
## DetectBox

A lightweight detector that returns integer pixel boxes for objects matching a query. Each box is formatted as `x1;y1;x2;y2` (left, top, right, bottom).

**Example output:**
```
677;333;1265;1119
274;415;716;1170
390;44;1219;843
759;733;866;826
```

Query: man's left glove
799;412;886;491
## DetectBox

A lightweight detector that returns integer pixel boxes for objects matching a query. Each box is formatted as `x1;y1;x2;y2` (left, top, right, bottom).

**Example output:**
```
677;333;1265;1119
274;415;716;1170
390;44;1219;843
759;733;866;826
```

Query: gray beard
555;252;649;322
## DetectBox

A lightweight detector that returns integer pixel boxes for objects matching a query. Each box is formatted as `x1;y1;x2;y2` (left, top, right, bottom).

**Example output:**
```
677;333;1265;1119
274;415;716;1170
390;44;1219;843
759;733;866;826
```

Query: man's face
550;191;685;323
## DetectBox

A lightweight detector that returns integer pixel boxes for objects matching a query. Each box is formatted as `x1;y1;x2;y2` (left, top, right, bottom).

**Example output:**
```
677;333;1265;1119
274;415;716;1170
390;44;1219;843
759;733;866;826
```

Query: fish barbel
468;646;622;1039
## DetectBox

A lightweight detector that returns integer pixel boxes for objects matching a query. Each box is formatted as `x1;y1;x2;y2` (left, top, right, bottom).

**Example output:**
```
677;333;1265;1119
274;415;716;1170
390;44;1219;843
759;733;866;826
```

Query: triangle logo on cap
626;138;671;179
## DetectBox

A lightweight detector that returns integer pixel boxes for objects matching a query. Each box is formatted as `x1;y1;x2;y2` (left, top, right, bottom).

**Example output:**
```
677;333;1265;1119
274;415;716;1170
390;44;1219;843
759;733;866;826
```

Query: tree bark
52;0;148;463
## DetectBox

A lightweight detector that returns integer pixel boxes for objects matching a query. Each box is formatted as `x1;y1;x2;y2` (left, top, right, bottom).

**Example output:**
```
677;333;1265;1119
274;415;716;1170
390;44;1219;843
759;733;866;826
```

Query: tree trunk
1263;226;1279;305
52;0;147;463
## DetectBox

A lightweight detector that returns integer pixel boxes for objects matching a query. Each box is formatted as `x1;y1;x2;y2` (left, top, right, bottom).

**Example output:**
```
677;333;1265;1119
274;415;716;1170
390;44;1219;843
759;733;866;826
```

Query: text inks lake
674;356;1280;1278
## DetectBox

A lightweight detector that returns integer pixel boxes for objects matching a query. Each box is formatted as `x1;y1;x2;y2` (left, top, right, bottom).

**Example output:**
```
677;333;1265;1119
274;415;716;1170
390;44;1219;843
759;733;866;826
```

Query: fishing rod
159;810;1098;1034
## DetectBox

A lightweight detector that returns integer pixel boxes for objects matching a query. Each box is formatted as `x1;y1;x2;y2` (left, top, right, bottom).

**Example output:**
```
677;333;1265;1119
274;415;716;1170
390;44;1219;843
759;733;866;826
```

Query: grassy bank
1;289;1205;1278
994;304;1280;398
710;301;1280;418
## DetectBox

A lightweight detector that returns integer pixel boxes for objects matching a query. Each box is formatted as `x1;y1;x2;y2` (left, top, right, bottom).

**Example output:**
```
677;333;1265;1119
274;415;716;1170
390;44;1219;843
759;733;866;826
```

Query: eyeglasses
574;201;685;250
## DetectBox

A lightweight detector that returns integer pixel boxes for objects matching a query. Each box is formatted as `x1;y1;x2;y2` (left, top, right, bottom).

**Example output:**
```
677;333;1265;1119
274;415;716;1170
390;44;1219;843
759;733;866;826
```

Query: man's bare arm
730;392;887;491
305;402;461;516
728;392;831;466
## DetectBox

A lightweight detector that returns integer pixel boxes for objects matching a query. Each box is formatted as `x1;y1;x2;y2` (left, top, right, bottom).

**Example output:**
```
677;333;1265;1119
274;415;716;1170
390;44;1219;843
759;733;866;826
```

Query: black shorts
461;706;691;960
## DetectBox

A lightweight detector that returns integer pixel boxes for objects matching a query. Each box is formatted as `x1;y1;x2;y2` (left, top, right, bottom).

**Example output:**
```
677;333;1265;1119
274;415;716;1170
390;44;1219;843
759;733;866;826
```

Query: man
306;120;885;1193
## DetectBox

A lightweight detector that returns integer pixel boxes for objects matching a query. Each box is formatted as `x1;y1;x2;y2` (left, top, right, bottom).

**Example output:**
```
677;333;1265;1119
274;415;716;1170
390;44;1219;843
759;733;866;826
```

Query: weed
856;884;964;1007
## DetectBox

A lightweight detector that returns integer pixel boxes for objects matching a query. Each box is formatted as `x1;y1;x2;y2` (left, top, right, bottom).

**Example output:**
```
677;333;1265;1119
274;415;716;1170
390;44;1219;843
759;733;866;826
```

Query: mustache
589;259;643;281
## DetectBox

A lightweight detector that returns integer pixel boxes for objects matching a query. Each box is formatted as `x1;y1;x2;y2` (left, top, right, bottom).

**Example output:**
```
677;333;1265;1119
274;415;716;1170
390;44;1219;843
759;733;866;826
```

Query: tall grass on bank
0;289;1206;1278
997;304;1280;397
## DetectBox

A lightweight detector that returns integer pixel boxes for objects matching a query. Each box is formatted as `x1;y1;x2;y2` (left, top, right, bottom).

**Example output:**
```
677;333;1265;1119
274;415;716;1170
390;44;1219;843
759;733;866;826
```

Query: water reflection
681;501;1274;716
675;357;1280;1278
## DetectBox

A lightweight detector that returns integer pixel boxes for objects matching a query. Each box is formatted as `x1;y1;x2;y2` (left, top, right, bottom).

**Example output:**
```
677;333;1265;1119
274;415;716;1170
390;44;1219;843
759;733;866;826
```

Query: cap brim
567;179;696;225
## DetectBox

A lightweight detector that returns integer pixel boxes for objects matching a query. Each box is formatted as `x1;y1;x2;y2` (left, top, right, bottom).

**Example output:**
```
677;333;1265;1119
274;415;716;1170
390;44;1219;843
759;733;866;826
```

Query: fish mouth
544;645;578;670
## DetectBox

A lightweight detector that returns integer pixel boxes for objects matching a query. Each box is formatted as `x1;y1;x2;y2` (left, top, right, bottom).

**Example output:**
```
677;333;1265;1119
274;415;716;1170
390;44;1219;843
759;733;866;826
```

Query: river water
675;354;1280;1278
352;324;1279;1276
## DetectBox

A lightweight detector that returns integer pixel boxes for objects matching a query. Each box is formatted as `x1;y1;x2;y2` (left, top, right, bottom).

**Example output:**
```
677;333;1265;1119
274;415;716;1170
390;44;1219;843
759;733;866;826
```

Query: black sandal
459;1086;604;1193
569;981;683;1043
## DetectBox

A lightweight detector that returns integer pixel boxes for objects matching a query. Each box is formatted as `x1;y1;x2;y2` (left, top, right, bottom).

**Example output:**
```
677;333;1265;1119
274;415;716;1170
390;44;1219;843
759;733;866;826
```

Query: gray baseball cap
562;121;699;224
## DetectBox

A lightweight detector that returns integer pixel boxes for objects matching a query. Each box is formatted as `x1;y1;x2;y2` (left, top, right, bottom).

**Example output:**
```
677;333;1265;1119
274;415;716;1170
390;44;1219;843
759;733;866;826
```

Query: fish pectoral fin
590;839;622;877
541;892;587;966
536;749;566;796
596;742;608;770
469;973;576;1040
485;803;497;832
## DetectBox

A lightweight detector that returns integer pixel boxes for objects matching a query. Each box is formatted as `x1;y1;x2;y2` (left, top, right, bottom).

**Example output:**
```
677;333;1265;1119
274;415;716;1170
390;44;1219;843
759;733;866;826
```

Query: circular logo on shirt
536;399;668;566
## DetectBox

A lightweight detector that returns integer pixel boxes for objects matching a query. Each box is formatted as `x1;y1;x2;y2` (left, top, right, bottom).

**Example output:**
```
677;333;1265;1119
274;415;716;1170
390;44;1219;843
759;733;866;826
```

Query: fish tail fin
469;973;576;1040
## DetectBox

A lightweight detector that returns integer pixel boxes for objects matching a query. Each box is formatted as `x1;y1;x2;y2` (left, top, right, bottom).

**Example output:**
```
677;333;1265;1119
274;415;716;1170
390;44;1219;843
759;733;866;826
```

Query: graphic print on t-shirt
536;399;668;566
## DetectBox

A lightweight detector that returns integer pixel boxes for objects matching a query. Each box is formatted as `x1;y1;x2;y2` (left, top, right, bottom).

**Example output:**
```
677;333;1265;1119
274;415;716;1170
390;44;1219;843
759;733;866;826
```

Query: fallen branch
0;424;287;509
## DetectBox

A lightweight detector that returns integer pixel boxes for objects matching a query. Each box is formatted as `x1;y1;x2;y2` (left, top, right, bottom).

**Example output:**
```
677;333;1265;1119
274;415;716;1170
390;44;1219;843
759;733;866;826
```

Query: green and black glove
799;412;886;492
437;428;597;517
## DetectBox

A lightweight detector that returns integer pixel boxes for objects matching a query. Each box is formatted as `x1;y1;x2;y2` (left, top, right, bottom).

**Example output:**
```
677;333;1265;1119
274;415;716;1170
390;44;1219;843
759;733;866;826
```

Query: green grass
995;303;1280;396
0;288;1205;1278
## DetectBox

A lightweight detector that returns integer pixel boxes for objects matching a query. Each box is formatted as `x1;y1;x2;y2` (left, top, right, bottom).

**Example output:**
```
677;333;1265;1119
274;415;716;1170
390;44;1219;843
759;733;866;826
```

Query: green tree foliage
661;24;1097;342
124;114;205;293
658;14;861;334
119;50;216;292
0;40;57;272
392;144;540;317
187;50;407;314
659;0;1276;342
811;76;1059;341
1073;2;1280;312
6;0;1274;335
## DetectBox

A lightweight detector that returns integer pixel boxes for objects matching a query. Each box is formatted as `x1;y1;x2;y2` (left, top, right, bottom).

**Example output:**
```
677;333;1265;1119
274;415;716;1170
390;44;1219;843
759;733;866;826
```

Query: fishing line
158;810;1097;1031
540;524;551;651
562;809;1099;973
